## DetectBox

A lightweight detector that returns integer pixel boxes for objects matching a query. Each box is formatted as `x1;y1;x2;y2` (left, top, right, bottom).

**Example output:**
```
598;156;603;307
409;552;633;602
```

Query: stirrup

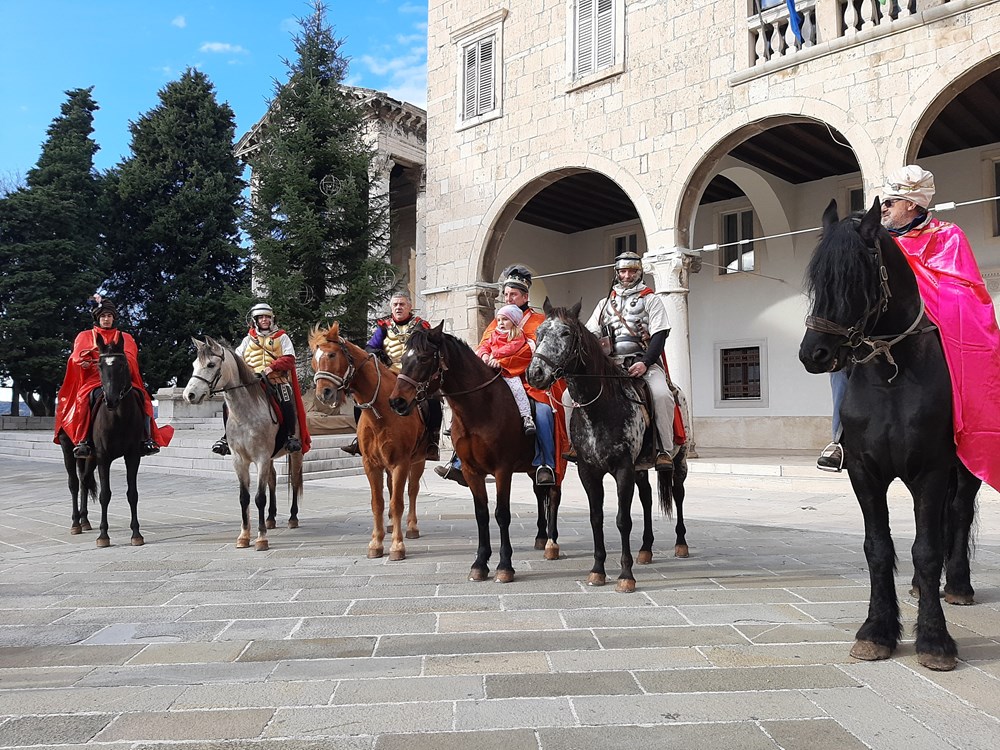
285;437;302;453
523;416;536;435
141;440;160;457
341;438;361;456
212;437;230;456
426;442;440;461
73;441;92;458
816;442;844;472
535;465;556;486
562;448;578;463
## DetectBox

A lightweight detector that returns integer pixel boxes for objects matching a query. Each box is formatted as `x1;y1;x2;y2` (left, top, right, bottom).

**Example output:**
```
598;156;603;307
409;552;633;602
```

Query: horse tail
656;466;674;519
289;452;304;506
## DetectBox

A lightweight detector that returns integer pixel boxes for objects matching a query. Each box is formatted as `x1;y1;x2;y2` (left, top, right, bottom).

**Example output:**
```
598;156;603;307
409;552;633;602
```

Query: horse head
799;199;892;374
527;299;584;389
308;322;354;406
97;337;132;410
183;336;233;405
389;321;445;416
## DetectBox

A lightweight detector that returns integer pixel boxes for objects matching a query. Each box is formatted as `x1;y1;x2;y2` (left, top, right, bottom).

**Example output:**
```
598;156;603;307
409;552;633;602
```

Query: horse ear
822;199;840;232
191;337;204;351
859;197;883;244
542;297;553;315
430;321;444;337
328;321;340;340
569;299;582;319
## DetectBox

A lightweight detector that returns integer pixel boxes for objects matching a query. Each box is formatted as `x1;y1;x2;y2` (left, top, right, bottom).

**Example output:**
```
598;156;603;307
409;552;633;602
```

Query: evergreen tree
0;88;104;415
104;68;248;389
245;0;393;341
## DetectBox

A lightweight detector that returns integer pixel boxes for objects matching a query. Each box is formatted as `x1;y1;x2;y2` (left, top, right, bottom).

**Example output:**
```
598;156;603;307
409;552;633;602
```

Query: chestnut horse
388;323;563;583
310;323;424;560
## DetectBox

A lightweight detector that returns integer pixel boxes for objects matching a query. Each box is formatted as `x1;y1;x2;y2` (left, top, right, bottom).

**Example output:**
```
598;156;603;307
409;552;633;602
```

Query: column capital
643;247;701;294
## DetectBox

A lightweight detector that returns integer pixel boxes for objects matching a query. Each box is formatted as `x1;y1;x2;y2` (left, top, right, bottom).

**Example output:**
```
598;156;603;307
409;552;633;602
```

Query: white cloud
398;2;426;14
358;51;426;108
199;42;248;54
171;16;186;28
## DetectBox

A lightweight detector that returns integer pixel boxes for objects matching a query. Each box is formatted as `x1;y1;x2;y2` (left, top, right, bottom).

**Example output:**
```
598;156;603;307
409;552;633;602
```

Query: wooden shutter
477;37;494;115
463;43;478;120
575;0;595;78
462;37;495;120
595;0;615;70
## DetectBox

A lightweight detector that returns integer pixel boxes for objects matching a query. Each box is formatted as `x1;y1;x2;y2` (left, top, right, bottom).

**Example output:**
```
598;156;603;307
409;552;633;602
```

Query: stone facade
422;0;1000;449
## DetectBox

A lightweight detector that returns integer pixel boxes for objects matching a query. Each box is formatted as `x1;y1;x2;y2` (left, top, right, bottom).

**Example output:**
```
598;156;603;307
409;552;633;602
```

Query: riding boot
279;397;301;453
425;398;443;461
141;416;159;456
212;404;230;455
342;437;361;456
74;389;101;457
425;431;441;462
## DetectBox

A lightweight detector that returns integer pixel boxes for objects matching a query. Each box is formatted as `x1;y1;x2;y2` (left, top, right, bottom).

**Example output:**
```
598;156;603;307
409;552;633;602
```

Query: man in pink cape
818;165;1000;491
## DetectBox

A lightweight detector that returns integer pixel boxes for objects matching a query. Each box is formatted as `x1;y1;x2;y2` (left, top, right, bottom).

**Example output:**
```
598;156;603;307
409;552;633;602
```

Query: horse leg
405;461;422;539
612;465;637;593
671;453;689;558
538;485;561;561
578;463;607;586
636;471;653;564
909;474;958;671
265;463;277;530
233;456;252;548
287;453;301;529
80;462;94;531
61;438;83;534
387;464;409;561
493;470;515;583
533;492;547;551
365;462;387;559
849;475;900;662
942;467;979;606
253;462;270;551
96;460;112;548
125;453;143;546
467;472;493;582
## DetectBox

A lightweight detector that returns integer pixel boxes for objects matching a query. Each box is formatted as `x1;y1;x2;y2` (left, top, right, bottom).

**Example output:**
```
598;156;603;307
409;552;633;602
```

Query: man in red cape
211;302;311;456
54;297;174;457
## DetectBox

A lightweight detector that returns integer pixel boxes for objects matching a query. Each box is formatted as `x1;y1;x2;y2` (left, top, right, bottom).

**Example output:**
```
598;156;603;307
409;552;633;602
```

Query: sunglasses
881;199;904;208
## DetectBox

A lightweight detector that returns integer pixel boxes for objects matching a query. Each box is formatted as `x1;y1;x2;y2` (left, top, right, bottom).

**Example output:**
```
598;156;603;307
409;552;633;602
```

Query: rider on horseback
341;291;443;460
54;295;171;458
584;252;678;469
212;303;307;456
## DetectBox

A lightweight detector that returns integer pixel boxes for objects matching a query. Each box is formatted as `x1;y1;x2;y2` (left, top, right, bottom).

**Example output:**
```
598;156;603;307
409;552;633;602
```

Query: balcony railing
747;0;954;68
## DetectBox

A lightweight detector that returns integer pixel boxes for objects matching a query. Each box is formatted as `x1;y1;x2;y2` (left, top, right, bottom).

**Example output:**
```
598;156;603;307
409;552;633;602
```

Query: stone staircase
0;423;364;482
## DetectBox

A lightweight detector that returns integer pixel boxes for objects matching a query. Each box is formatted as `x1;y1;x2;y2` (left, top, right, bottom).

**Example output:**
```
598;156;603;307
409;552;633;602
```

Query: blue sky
0;1;428;180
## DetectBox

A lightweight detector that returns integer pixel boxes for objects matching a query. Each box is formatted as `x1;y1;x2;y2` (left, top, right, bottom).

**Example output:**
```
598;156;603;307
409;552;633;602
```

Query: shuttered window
462;36;496;121
574;0;616;79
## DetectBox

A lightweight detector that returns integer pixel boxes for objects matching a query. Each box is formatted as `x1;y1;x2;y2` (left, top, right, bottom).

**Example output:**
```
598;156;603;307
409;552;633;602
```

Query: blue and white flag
785;0;803;43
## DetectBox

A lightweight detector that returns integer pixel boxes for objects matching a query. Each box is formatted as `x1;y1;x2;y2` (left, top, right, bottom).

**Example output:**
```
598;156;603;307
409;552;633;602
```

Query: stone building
420;0;1000;450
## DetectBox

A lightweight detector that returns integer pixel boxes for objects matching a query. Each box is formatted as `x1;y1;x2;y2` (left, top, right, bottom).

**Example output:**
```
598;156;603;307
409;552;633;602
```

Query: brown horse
388;323;563;583
310;323;424;560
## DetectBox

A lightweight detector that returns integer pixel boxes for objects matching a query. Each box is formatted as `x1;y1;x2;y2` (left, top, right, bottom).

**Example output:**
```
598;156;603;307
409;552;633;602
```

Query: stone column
414;166;427;305
644;247;701;456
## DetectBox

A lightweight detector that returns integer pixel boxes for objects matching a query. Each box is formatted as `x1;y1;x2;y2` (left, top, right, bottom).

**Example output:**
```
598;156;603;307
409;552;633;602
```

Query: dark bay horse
57;435;96;536
527;300;688;593
388;323;562;583
799;199;979;671
183;337;304;551
310;322;424;560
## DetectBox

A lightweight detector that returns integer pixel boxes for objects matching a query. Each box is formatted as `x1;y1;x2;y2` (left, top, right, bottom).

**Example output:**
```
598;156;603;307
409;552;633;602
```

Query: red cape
53;327;174;448
896;219;1000;491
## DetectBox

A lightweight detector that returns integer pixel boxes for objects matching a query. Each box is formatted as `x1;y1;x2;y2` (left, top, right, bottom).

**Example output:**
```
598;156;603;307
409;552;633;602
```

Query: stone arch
669;100;879;249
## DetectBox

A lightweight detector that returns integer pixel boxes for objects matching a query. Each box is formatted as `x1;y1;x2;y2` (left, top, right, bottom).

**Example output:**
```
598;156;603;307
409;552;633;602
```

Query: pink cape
896;219;1000;491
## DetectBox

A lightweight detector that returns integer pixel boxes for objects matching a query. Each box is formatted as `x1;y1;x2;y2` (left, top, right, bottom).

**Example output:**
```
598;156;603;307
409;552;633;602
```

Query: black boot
212;436;230;456
73;440;93;458
141;440;160;456
342;437;361;456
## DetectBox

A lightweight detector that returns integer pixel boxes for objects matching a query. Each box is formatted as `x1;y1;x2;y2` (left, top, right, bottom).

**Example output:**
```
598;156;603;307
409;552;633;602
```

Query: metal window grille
720;346;761;400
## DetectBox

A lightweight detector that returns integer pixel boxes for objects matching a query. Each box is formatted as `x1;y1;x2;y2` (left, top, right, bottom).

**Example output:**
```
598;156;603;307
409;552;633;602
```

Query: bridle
189;346;260;395
99;352;133;406
804;233;936;382
313;338;383;418
396;340;501;404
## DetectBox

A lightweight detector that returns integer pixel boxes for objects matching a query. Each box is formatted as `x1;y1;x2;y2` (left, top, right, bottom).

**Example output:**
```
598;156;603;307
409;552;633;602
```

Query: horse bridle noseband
804;235;936;381
396;344;502;403
189;347;260;395
313;338;383;418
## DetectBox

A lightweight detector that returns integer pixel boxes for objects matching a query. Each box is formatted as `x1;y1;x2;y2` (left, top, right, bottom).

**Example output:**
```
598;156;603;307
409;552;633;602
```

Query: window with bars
994;160;1000;237
462;36;496;121
573;0;617;79
720;209;755;275
720;346;762;400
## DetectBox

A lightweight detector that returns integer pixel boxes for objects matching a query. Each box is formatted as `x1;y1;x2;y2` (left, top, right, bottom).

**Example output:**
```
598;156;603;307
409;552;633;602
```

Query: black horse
799;199;980;671
526;300;688;593
57;433;97;535
85;336;148;547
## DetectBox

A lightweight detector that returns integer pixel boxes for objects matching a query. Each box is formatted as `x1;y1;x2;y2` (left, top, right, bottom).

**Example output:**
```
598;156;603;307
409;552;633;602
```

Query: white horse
182;336;304;550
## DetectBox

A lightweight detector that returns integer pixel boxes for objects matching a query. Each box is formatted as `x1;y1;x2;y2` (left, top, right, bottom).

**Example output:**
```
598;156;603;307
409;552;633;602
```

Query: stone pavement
1;454;999;749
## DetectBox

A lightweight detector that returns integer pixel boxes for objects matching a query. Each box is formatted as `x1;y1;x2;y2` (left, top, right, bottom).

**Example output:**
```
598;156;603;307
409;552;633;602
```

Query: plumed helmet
91;299;118;323
499;264;532;293
614;252;644;272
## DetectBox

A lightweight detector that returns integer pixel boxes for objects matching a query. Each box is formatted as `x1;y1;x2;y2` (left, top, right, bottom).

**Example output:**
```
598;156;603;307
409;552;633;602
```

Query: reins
396;343;503;402
313;338;383;419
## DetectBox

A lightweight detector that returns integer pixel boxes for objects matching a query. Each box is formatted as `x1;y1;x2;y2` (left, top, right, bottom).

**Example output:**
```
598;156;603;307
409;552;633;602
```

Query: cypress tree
245;0;393;341
0;88;104;415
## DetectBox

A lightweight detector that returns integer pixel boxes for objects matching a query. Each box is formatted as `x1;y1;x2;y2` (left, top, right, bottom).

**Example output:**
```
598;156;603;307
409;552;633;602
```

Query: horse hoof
368;548;384;559
405;529;420;539
615;579;637;594
587;573;607;586
288;519;299;529
850;640;892;661
236;539;250;549
96;538;110;549
637;550;653;564
131;536;144;547
494;569;515;583
389;549;406;561
945;592;975;606
71;526;82;535
534;538;546;551
917;652;957;671
81;521;92;531
674;545;689;558
543;543;560;561
255;539;269;552
265;519;276;530
469;568;490;582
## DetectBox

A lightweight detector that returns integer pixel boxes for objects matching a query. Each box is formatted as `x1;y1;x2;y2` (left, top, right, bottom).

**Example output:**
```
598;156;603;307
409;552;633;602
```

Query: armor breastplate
384;320;416;372
243;334;284;374
603;288;651;356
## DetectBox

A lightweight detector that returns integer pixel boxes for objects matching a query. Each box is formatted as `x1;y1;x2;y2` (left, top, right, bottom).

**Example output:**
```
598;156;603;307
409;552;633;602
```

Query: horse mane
548;305;633;397
805;211;881;322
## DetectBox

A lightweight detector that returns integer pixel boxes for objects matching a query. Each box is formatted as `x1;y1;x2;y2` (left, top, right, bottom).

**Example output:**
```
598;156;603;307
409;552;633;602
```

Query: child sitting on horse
477;304;537;436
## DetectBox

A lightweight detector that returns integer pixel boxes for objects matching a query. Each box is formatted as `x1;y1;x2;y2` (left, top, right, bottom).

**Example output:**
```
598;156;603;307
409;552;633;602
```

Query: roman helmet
614;252;644;288
248;302;276;331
